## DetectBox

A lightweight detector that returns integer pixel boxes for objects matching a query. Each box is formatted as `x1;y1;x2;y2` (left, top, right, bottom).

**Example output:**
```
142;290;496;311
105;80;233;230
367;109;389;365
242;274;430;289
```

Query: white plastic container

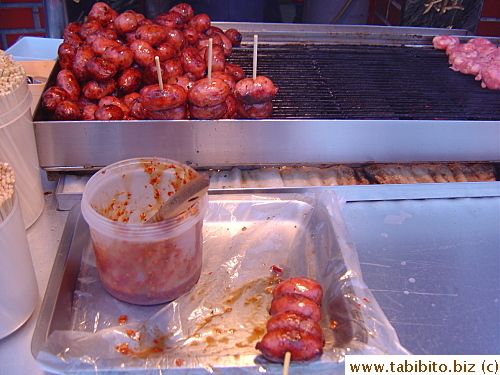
0;79;44;228
0;193;38;339
81;157;208;305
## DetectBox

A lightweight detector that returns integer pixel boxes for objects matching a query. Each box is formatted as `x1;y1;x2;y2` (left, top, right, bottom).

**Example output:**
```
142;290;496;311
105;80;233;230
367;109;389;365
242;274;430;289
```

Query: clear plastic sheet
36;191;409;374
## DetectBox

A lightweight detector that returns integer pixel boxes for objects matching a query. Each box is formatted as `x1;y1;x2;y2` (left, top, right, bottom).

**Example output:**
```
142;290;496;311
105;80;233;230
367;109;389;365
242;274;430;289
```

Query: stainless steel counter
0;182;498;374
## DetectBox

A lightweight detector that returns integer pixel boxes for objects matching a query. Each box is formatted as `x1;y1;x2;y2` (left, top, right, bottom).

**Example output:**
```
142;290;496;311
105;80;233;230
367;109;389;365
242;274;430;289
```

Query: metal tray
31;191;407;374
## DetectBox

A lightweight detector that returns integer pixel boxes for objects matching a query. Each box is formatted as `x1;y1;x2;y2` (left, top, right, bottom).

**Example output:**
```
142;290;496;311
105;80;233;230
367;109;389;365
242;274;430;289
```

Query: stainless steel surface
0;183;497;374
35;119;500;172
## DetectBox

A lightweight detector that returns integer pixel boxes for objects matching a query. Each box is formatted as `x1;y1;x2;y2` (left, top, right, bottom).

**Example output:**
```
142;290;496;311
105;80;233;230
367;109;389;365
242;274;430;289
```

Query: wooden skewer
253;34;258;80
154;56;163;90
282;351;291;375
207;38;213;83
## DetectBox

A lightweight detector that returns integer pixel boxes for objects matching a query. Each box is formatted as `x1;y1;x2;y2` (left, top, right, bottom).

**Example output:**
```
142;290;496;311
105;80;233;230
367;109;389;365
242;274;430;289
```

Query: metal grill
229;44;500;120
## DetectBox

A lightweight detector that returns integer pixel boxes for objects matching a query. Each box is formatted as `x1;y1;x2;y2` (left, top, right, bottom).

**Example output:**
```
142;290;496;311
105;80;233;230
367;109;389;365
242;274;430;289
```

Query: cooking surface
230;44;500;120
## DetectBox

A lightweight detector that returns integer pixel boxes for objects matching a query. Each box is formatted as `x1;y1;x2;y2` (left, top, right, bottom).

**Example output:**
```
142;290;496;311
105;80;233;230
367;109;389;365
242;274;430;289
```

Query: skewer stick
282;351;291;375
207;38;213;83
155;56;163;90
253;34;258;80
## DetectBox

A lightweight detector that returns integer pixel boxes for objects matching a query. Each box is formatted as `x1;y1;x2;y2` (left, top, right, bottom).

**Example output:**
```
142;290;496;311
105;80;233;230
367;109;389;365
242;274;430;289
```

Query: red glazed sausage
135;24;167;46
116;67;143;93
56;69;80;101
139;84;187;111
224;62;245;82
188;77;229;107
113;11;139;35
255;328;323;363
146;104;188;120
189;101;227;119
102;45;134;71
41;86;69;111
90;37;121;57
169;3;194;22
225;28;242;47
272;277;324;305
55;100;81;121
237;101;273;119
266;312;324;344
98;96;128;115
94;104;124;120
86;57;117;81
155;42;176;62
87;2;117;26
130;39;156;67
82;79;116;100
58;42;77;69
180;47;206;79
72;45;95;82
234;76;279;104
188;13;211;33
269;294;321;322
81;104;99;120
79;20;103;40
164;28;186;52
204;44;225;72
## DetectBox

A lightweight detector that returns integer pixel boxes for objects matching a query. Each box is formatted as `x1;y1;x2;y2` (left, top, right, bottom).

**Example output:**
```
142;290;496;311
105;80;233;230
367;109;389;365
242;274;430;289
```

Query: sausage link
86;57;117;81
41;86;70;111
188;77;229;107
94;104;124;120
130;39;156;67
269;294;321;322
272;277;324;305
55;100;81;121
56;69;81;101
139;84;187;111
234;76;278;104
266;312;324;344
116;67;143;94
82;79;116;100
102;45;134;71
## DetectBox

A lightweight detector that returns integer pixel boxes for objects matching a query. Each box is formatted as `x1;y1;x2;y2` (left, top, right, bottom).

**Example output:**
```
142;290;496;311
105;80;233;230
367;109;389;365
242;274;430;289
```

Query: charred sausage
180;47;206;79
255;329;323;363
189;101;227;119
225;28;242;47
41;86;69;111
72;45;94;82
272;277;324;305
90;37;121;57
266;312;324;344
116;67;143;93
86;57;117;81
237;101;273;119
234;76;278;104
113;11;139;35
94;104;124;120
146;104;188;120
87;2;117;26
55;100;81;121
135;24;167;46
56;69;80;101
269;294;321;322
130;39;156;67
102;45;134;71
169;3;194;22
82;79;116;100
188;77;229;107
139;84;187;111
58;42;77;70
188;13;211;33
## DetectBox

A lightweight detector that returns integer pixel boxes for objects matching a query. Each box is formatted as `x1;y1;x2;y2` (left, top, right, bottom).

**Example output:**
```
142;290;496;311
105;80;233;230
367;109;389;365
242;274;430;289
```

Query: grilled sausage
86;57;117;81
139;83;187;111
234;76;278;104
266;312;324;344
58;42;77;69
79;20;103;40
189;101;227;119
164;28;186;52
55;100;81;121
224;62;245;81
82;79;116;100
130;39;156;67
211;71;235;92
41;86;70;110
113;11;139;35
116;67;143;93
56;69;80;101
182;27;201;45
169;3;194;22
72;45;95;82
237;101;273;119
255;329;323;363
180;47;206;79
188;13;211;33
204;44;225;72
166;75;196;92
221;94;238;119
155;42;176;61
81;104;99;120
188;77;229;107
272;277;324;306
102;45;134;71
94;104;124;120
87;2;117;26
154;12;183;29
128;98;148;119
98;96;128;115
90;37;121;57
135;24;167;46
162;57;184;78
269;294;321;322
122;92;140;108
225;28;242;47
146;104;188;120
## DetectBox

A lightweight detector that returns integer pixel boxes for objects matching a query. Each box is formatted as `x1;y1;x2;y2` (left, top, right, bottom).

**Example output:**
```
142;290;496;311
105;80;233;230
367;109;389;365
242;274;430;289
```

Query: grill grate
228;44;500;120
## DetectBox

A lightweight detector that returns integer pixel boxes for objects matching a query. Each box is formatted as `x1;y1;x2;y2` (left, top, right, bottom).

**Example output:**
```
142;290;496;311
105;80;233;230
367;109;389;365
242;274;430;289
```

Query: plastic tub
0;79;44;229
0;192;39;339
81;157;208;305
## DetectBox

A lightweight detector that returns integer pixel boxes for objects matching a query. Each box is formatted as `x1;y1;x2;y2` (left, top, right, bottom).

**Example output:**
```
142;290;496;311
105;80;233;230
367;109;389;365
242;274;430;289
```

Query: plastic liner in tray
32;190;409;374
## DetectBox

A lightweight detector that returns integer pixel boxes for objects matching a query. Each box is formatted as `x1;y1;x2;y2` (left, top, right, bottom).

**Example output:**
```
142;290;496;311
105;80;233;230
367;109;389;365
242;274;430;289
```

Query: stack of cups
0;162;38;339
0;50;44;228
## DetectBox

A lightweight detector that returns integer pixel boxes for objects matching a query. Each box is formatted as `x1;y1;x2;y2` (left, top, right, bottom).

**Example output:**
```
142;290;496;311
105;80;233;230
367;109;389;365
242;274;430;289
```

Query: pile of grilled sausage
256;277;325;362
41;2;279;121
